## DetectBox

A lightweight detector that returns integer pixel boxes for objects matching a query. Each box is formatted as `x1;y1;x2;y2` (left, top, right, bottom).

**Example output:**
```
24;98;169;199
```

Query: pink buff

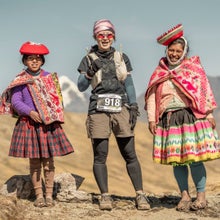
93;19;115;36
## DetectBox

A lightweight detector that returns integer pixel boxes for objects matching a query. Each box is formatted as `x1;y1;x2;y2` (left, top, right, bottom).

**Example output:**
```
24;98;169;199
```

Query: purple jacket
11;71;49;116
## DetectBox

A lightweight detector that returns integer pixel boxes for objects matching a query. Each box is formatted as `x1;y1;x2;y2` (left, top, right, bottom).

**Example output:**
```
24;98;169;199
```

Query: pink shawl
0;71;34;115
144;56;217;123
0;71;64;125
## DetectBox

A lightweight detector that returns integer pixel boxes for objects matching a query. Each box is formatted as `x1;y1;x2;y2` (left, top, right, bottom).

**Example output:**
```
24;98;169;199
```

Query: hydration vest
86;51;128;89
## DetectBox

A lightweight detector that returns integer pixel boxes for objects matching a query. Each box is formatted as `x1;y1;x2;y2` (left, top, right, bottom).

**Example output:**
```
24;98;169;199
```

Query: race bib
96;94;122;112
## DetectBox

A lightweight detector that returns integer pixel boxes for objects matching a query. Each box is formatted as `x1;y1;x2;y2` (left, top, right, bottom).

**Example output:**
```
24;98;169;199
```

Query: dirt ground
0;184;220;220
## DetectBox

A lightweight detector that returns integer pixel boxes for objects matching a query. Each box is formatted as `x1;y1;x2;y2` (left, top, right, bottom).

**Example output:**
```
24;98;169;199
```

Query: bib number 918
104;97;121;107
97;94;122;112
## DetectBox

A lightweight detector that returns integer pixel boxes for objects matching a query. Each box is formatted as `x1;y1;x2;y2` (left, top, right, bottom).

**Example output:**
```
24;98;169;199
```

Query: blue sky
0;0;220;96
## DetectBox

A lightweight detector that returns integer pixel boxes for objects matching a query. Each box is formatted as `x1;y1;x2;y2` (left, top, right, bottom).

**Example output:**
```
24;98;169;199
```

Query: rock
53;173;91;202
0;175;35;199
55;189;92;203
54;172;84;191
0;172;89;202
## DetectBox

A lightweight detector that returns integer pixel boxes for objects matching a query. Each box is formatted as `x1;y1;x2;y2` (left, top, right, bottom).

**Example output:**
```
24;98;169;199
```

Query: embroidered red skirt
9;117;74;158
153;108;220;165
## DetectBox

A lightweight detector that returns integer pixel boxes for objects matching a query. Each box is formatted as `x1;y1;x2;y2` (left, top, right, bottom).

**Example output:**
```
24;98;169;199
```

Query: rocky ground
0;186;219;220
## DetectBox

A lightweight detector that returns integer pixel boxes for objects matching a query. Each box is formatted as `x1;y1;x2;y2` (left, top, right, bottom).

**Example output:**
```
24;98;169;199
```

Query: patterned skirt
9;117;74;158
153;108;220;165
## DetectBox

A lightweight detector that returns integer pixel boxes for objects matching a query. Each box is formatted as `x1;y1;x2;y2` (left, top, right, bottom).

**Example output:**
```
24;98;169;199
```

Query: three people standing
1;21;219;212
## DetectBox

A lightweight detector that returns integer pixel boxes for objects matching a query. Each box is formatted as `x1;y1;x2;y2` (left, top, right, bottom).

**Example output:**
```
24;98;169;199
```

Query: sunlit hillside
0;112;219;196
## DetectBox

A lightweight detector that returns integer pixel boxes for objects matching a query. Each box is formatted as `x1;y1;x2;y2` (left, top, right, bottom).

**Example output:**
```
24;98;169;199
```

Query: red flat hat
19;41;49;55
157;24;183;46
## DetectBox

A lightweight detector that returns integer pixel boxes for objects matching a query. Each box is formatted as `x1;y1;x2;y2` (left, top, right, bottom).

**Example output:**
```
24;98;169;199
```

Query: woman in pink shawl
144;24;220;212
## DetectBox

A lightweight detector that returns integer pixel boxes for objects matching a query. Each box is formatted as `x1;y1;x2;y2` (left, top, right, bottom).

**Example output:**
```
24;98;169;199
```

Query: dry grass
0;112;220;197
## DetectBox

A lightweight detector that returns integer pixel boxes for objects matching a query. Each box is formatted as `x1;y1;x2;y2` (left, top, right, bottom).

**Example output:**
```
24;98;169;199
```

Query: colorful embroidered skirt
153;108;220;165
9;117;74;158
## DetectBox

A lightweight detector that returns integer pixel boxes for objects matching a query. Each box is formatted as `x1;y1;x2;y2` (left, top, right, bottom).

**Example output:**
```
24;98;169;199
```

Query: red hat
19;41;49;55
157;24;183;46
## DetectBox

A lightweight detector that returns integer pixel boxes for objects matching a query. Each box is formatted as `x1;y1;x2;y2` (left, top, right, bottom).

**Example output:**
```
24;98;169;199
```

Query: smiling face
23;55;43;73
167;43;184;63
95;30;114;51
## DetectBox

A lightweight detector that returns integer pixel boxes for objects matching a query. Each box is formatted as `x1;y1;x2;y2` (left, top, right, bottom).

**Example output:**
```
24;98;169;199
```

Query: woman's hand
207;117;216;129
29;110;42;123
148;121;157;135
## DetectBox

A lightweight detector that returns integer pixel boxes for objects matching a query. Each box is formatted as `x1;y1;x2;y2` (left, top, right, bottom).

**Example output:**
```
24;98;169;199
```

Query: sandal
190;199;207;211
176;199;192;212
34;197;45;208
45;197;55;207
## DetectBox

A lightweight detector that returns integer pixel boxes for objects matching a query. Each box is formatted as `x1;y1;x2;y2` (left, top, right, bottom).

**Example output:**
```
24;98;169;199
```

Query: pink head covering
93;19;115;37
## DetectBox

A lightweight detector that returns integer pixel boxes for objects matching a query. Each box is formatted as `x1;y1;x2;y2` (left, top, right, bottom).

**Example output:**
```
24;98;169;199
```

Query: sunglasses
96;33;114;40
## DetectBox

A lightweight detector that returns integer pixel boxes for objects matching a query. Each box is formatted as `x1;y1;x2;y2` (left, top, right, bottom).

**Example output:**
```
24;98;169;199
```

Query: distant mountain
59;75;89;112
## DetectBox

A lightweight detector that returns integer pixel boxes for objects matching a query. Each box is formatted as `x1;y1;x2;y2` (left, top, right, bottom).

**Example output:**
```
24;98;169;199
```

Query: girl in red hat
0;41;74;207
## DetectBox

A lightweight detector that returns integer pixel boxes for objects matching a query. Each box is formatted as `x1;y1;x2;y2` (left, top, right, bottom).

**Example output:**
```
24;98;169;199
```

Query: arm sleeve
124;74;137;104
77;74;90;92
122;52;136;104
11;86;34;116
77;56;91;92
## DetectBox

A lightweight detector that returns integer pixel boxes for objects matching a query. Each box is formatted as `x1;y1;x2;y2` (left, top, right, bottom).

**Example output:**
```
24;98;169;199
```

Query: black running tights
92;137;143;193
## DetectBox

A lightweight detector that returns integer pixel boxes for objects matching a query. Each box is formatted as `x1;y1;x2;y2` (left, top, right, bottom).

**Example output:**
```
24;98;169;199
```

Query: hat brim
19;42;49;55
157;24;183;46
